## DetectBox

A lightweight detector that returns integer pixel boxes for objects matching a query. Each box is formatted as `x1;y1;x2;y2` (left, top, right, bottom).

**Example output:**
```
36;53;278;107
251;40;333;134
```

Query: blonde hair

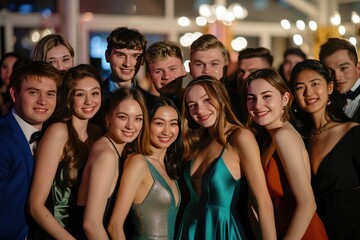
190;34;228;63
33;34;74;61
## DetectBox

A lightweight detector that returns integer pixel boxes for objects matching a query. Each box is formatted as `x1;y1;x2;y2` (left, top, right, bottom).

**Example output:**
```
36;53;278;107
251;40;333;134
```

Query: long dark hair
58;64;103;187
148;97;183;180
289;59;351;137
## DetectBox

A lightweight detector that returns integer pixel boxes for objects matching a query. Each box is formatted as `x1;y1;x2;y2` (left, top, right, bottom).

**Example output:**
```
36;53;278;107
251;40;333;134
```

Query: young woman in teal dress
177;76;276;240
108;97;183;239
28;64;103;239
72;88;151;239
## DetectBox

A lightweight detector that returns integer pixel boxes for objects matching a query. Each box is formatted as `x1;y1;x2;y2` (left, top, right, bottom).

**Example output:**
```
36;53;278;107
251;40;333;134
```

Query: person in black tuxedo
319;37;360;122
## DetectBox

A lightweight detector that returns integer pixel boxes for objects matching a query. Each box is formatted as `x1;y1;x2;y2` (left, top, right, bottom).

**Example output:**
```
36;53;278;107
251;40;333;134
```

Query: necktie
346;86;360;100
29;131;41;144
29;131;41;155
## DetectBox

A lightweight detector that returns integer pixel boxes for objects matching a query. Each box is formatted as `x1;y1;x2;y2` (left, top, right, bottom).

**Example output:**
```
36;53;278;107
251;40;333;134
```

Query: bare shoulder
331;121;360;139
124;153;148;171
229;127;257;148
273;123;301;145
87;137;117;166
43;122;68;140
344;121;359;130
232;127;255;141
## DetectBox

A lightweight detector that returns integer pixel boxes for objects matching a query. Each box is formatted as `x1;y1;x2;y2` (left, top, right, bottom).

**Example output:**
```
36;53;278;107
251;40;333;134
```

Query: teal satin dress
130;156;180;239
176;161;199;240
177;148;246;240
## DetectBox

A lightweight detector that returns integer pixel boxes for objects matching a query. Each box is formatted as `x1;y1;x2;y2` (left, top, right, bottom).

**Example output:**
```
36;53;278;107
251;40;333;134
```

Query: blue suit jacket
0;113;34;240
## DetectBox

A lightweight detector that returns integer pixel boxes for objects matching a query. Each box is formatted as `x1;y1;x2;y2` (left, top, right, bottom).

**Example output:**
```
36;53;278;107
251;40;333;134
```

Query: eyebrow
153;117;178;122
74;86;101;91
295;78;321;85
48;55;71;59
117;112;143;116
26;86;57;93
339;62;352;67
247;90;273;95
154;64;178;70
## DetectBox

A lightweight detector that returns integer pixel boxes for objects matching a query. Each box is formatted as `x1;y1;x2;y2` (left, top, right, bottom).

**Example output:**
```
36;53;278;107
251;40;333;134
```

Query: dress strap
106;136;121;158
217;147;226;159
226;128;238;144
142;155;155;173
218;128;238;158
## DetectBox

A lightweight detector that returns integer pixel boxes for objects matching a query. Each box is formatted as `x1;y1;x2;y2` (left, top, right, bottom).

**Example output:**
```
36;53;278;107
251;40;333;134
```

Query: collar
350;78;360;92
107;75;134;92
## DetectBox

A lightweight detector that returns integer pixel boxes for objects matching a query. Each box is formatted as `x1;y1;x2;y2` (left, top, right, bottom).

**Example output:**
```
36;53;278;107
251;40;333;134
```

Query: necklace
310;121;330;141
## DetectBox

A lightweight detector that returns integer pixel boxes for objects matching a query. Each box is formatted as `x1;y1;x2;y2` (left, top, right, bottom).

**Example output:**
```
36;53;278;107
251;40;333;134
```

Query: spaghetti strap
106;136;121;158
226;128;238;144
217;147;225;159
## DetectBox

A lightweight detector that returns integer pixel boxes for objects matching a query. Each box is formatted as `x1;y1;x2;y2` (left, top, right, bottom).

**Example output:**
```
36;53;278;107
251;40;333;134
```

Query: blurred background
1;0;360;79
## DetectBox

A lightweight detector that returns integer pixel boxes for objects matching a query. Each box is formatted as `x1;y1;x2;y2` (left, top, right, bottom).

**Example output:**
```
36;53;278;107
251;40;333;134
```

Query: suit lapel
5;114;34;183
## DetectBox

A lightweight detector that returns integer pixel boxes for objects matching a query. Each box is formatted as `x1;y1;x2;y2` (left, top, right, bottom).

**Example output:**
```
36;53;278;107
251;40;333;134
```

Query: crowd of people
1;25;360;240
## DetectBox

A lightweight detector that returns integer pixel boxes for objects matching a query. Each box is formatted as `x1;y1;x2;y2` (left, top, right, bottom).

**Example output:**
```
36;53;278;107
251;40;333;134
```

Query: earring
327;96;331;105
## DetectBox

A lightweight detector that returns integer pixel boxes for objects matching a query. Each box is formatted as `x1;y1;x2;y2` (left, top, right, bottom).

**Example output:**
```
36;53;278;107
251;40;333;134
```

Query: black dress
68;137;125;239
312;125;360;240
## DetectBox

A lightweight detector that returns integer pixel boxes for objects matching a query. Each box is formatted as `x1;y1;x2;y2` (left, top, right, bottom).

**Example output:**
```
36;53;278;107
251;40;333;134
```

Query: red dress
264;151;328;239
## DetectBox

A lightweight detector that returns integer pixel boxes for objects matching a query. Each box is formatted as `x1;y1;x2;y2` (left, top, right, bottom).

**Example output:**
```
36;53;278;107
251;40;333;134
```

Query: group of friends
0;26;360;240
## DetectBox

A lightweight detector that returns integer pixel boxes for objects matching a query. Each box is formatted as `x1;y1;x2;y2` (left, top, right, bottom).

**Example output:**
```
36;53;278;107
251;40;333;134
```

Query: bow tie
29;131;41;144
346;86;360;100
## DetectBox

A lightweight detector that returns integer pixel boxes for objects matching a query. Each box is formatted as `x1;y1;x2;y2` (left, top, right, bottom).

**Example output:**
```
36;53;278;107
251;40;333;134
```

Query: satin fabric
265;151;328;240
177;148;246;240
51;165;75;228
